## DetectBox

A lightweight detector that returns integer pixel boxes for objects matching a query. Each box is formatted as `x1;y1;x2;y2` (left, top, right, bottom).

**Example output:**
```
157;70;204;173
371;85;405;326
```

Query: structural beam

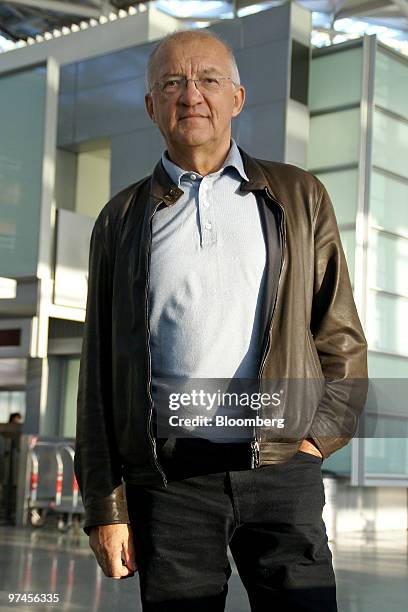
392;0;408;19
0;0;101;18
336;0;392;19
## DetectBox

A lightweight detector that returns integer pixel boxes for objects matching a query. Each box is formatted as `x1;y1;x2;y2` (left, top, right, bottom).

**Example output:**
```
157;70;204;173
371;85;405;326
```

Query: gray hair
145;29;241;91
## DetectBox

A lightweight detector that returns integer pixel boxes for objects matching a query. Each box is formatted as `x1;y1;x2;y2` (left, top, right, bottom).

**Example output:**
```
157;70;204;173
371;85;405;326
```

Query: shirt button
190;173;197;180
205;221;212;230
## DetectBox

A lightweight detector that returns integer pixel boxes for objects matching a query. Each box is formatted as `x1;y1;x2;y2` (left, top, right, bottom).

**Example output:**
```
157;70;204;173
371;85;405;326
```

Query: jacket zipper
251;186;286;468
145;200;167;486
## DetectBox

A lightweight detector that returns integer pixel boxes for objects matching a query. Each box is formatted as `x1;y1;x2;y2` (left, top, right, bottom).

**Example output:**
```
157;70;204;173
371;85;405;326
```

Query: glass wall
339;229;356;285
364;46;408;481
371;171;408;236
308;44;363;271
374;48;408;121
308;44;364;477
308;108;361;169
372;110;408;180
368;231;408;296
369;352;408;378
0;65;47;277
315;168;359;225
309;46;363;111
309;41;408;481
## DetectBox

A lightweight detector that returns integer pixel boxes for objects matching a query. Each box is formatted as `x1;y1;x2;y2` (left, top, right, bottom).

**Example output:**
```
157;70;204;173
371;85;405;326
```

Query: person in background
8;413;22;424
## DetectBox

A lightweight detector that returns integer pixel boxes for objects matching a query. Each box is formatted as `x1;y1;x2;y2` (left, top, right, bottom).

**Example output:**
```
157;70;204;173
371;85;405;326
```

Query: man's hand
299;438;323;459
89;523;137;579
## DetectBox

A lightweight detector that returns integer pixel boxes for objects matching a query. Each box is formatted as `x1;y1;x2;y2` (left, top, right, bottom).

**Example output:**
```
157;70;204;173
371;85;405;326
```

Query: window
309;108;360;170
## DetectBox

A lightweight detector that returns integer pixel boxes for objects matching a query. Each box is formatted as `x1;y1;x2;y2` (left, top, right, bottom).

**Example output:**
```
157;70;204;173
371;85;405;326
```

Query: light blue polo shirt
149;139;267;441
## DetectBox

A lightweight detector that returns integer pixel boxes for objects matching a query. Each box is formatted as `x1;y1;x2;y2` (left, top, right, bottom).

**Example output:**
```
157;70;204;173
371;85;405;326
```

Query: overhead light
109;12;118;21
99;15;108;24
44;31;53;40
311;30;330;48
53;29;62;37
80;21;89;30
26;36;35;45
128;6;137;15
35;34;44;42
139;3;147;11
89;18;98;26
118;9;127;18
61;26;70;35
71;24;80;32
332;34;350;44
0;278;17;299
156;1;229;19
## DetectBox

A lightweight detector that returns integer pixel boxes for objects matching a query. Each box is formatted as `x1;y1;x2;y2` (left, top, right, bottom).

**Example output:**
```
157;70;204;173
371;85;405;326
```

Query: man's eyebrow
159;68;224;78
200;67;224;75
159;71;184;78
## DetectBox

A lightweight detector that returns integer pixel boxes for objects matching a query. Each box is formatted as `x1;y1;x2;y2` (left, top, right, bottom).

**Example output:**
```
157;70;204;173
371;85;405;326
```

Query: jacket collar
149;145;282;209
237;146;272;193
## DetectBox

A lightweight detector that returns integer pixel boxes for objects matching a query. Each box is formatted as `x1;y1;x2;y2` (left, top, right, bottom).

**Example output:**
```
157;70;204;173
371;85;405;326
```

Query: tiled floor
0;524;408;611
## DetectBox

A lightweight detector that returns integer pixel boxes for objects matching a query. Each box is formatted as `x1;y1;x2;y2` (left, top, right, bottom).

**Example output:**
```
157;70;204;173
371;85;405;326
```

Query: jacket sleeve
308;180;368;459
74;214;130;536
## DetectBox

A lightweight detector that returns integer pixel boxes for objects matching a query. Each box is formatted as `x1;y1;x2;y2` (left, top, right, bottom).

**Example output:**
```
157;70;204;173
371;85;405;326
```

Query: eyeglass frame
149;75;238;95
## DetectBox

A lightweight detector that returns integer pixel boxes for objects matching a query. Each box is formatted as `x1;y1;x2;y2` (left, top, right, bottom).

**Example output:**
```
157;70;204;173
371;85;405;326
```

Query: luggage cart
27;438;84;532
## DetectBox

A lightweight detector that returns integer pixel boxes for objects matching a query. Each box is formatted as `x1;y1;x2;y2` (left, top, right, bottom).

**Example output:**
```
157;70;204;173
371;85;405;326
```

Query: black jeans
125;438;337;611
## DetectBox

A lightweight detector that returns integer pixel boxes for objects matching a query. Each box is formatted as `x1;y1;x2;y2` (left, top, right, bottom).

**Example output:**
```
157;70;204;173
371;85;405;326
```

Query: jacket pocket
306;328;324;381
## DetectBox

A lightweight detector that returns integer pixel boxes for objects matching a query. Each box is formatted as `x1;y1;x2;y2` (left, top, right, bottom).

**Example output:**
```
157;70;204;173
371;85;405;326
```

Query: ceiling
0;0;407;42
0;1;143;40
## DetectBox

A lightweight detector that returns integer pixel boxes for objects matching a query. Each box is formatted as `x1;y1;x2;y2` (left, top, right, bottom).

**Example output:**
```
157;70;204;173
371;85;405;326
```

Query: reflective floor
0;523;408;611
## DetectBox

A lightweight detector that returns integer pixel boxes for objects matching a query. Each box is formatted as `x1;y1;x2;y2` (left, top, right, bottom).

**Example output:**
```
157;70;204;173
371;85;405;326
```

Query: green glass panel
309;47;362;111
368;351;408;378
367;290;408;354
0;66;46;277
375;50;408;121
339;229;355;285
308;108;360;170
364;438;408;476
368;231;408;296
322;444;351;476
372;110;408;181
316;169;359;225
365;350;408;476
371;170;408;237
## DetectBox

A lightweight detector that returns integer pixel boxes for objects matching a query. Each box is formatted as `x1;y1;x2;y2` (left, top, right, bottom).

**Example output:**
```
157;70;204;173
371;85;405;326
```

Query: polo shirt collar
161;138;249;188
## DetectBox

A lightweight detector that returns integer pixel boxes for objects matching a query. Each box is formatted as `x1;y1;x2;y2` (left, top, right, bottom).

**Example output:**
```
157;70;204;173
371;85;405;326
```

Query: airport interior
0;0;408;610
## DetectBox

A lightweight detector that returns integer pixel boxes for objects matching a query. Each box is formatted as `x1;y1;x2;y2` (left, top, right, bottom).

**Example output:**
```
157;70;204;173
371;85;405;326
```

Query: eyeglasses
151;75;236;95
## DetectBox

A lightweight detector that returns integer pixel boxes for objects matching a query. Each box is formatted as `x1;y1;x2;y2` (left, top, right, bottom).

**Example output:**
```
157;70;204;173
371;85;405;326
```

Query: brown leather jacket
74;147;368;535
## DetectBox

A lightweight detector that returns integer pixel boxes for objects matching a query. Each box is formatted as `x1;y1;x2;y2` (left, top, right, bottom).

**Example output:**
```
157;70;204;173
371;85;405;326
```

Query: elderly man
74;29;367;612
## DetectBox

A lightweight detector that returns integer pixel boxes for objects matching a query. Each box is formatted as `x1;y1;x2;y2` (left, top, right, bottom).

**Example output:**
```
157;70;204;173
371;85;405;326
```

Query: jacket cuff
82;483;130;536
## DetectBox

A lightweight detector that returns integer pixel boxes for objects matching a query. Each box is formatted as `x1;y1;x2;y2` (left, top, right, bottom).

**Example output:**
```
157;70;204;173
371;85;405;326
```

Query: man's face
145;38;245;150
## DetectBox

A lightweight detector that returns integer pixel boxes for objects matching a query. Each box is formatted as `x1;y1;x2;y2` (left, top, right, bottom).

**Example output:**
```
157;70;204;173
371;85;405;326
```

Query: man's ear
145;93;155;123
231;85;246;118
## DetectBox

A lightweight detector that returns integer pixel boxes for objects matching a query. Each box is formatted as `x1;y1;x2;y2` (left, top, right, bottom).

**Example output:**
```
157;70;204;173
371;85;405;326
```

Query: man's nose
179;79;203;104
